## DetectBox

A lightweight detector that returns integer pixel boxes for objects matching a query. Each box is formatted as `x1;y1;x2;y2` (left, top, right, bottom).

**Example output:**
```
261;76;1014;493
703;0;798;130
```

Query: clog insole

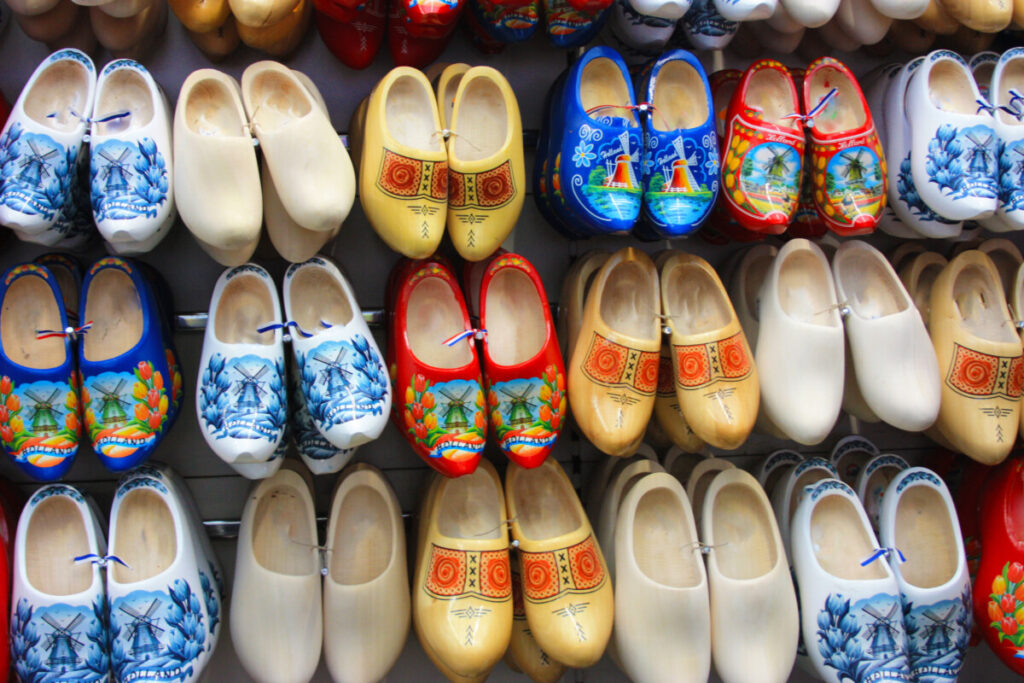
437;468;502;540
112;490;178;583
512;465;582;541
710;483;777;580
407;278;473;369
581;58;637;126
26;497;92;595
929;60;978;114
83;269;143;362
0;276;66;369
452;77;507;163
893;486;957;589
24;60;90;132
778;250;840;326
215;273;275;345
247;70;312;132
836;250;907;319
386;75;442;152
744;68;799;129
485;268;544;366
252;483;316;575
787;468;833;526
185;78;247;138
634;487;702;588
652;61;709;132
953;264;1018;343
330;484;393;585
599;261;658;341
807;66;866;135
94;68;154;137
810;495;886;580
663;263;731;335
997;59;1024;125
289;266;353;332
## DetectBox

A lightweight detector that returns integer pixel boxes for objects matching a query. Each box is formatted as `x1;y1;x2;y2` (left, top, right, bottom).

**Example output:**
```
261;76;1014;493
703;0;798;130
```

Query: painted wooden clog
879;467;971;682
803;58;887;236
940;0;1011;30
870;0;928;17
663;443;706;482
173;69;261;266
480;253;564;469
680;0;737;49
0;263;81;481
721;60;804;234
389;258;486;477
387;0;456;68
914;0;958;32
930;251;1022;465
791;478;912;683
543;0;610;48
16;0;81;43
506;457;613;668
557;249;609;364
284;358;354;476
315;0;387;70
979;49;1024;233
702;468;798;683
899;250;947;325
0;50;95;240
228;0;298;25
855;452;909;531
414;458;511;680
433;62;469;131
830;434;880;485
34;252;81;328
756;448;803;497
608;0;688;53
771;456;839;557
534;73;586;240
468;0;539;46
654;342;705;454
506;549;565;683
907;50;999;222
568;247;660;457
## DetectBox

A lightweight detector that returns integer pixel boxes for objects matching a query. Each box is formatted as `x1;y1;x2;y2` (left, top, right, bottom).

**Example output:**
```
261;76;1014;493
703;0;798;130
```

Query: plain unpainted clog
977;238;1023;298
780;0;837;26
835;0;891;43
596;458;665;584
186;17;241;62
938;0;1011;30
914;0;959;32
663;445;707;483
89;0;164;51
15;0;80;42
888;18;935;51
870;0;928;17
713;0;772;20
236;0;311;57
685;457;734;528
169;0;229;31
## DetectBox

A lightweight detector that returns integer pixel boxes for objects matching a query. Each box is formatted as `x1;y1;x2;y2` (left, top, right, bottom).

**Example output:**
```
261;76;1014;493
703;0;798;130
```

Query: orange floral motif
376;149;447;200
424;544;511;601
519;535;607;603
674;332;752;390
946;344;1022;399
449;161;516;209
582;333;659;396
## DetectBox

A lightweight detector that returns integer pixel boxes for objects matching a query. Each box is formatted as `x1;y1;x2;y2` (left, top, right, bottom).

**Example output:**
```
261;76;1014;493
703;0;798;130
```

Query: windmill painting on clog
635;50;718;238
288;359;355;475
981;48;1024;233
803;58;887;236
0;49;96;240
721;60;804;235
0;263;81;481
79;257;181;472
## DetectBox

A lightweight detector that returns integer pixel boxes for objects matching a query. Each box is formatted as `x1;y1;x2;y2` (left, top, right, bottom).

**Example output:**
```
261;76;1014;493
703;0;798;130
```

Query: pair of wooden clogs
350;64;524;264
173;0;311;60
11;0;165;58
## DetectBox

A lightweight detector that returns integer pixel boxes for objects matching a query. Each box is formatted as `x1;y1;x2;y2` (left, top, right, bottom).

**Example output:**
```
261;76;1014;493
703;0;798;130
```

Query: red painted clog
403;0;463;36
789;67;827;240
315;0;387;69
388;0;454;67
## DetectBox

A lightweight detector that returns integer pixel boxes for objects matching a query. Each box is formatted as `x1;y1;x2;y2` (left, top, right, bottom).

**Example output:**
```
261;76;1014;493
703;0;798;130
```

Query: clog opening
778;249;840;326
386;75;442;152
112;489;177;583
652;61;708;131
953;262;1018;343
438;467;501;540
928;60;978;114
1;274;66;369
599;260;658;342
634;487;702;588
330;484;393;584
453;76;507;163
787;467;833;524
690;463;729;525
185;78;247;138
247;70;312;131
484;267;544;366
439;67;466;128
94;68;154;136
997;58;1024;126
25;60;90;132
810;494;886;580
745;67;799;129
252;484;316;575
26;496;92;595
861;465;901;526
289;265;353;331
512;464;581;541
581;58;637;126
407;277;472;369
894;485;957;589
710;482;777;579
713;76;739;138
980;243;1022;295
741;248;774;325
910;258;946;324
807;65;866;135
83;269;143;362
835;249;908;319
215;273;275;345
663;261;731;335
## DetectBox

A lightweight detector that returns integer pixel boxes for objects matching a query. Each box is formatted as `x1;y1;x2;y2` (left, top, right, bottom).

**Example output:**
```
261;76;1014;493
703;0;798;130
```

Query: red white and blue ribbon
36;321;92;340
443;328;486;346
783;87;837;128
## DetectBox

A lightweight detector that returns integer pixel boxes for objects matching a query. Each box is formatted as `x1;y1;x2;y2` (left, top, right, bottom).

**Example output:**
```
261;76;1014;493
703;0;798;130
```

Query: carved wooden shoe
653;342;706;453
557;249;609;365
770;456;838;558
506;550;565;683
169;0;229;31
980;49;1024;233
940;0;1011;30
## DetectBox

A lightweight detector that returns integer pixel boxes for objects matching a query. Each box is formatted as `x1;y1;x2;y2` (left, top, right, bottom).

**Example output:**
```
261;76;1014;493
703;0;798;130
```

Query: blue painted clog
535;72;589;239
0;263;81;481
635;49;718;238
78;257;181;472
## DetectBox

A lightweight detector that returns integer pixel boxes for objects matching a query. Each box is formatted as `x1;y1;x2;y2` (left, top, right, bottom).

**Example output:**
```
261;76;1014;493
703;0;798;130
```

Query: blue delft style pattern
289;360;352;463
900;584;971;683
90;139;168;222
11;596;110;683
295;334;389;433
817;592;912;683
925;123;998;201
0;122;79;222
199;354;286;443
997;138;1024;215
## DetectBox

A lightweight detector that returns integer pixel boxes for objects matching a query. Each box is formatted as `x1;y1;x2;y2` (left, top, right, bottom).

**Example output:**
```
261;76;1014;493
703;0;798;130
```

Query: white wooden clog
854;453;909;531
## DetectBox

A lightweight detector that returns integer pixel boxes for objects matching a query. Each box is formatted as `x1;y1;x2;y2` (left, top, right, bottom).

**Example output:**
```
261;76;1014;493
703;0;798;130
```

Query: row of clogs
350;63;524;262
196;258;390;479
0;255;182;480
6;0;166;58
386;253;566;477
11;463;223;683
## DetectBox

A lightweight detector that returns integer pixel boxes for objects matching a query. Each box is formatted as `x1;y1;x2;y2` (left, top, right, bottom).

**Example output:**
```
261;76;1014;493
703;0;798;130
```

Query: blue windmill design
1011;147;1024;185
97;148;133;194
42;612;84;670
18;140;59;187
965;132;994;175
119;599;164;656
921;605;956;653
313;348;351;396
233;364;268;411
863;603;901;657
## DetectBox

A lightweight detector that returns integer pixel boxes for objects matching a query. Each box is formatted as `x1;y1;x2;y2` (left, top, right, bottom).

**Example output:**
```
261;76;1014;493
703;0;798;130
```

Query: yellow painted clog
505;550;566;683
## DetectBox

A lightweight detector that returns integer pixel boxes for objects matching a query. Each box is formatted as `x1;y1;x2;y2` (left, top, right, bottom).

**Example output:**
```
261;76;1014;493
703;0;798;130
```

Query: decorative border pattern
673;331;751;389
519;535;606;603
581;333;659;395
894;469;942;495
423;544;511;602
945;343;1024;400
449;161;516;209
810;479;854;501
376;149;447;201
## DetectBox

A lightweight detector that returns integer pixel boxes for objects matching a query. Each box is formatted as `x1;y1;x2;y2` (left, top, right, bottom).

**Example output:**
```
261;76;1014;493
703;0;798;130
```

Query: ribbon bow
36;321;92;341
74;553;131;569
783;88;837;129
976;99;997;116
860;547;906;567
47;109;131;126
442;328;486;346
999;89;1024;120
